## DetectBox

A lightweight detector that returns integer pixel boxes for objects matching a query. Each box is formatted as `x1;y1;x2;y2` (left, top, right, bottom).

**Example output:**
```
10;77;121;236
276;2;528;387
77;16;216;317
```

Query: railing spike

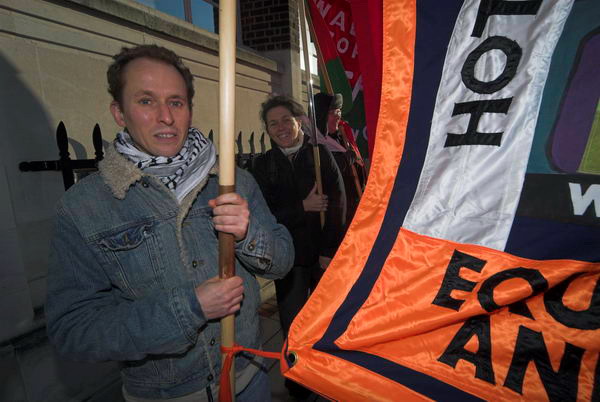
56;121;74;190
92;124;104;162
249;132;255;156
259;132;266;154
236;132;243;155
56;121;69;159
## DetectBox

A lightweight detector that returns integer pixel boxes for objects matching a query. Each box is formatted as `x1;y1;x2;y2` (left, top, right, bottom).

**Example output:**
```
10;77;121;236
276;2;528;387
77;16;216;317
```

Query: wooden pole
305;4;364;198
298;0;325;227
218;0;236;399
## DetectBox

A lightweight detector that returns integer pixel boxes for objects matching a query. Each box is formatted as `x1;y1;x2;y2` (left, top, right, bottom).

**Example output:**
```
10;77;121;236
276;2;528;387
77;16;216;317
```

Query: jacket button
248;241;256;251
207;374;214;381
142;182;149;188
210;338;216;346
192;260;198;268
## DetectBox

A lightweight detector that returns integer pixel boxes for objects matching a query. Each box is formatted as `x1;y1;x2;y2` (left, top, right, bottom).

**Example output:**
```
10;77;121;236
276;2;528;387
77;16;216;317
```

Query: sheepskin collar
98;144;145;199
98;144;217;200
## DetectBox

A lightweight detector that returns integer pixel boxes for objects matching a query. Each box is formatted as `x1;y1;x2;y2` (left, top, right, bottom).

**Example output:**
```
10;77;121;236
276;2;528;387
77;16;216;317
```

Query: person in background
45;44;294;402
251;95;345;399
313;93;367;229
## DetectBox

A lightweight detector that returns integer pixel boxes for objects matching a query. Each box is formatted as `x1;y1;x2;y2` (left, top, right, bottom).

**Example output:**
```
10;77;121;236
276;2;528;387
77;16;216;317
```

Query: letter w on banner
283;0;600;401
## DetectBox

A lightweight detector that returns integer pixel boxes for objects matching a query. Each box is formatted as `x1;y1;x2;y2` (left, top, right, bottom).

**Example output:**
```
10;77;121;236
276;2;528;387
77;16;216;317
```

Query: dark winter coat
251;136;346;267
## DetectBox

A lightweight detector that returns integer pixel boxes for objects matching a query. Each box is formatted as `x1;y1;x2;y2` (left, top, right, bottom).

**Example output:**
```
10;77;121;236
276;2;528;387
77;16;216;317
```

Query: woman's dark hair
107;44;194;108
260;95;305;128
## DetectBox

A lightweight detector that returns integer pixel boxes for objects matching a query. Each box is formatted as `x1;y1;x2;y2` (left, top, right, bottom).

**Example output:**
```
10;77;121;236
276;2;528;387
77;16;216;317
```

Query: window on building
299;16;319;75
132;0;218;33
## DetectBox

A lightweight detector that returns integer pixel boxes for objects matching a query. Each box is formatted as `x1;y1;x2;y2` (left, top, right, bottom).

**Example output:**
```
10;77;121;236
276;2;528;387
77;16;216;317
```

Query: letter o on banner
337;37;350;54
461;36;522;94
478;267;548;312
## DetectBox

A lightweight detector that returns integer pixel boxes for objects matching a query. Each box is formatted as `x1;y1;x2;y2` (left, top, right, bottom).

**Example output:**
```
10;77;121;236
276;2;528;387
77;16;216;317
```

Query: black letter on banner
507;302;535;319
478;267;548;317
438;315;495;384
544;273;600;330
462;36;522;94
504;326;584;400
432;250;486;311
472;0;542;38
445;98;512;147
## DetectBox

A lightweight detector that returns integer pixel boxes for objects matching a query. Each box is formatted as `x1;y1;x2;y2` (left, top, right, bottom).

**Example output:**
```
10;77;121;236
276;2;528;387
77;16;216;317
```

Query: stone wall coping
59;0;279;72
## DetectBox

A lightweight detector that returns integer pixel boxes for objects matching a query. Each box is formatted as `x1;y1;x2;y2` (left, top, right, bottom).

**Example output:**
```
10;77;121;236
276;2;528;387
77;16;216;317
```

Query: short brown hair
260;95;305;128
107;44;194;108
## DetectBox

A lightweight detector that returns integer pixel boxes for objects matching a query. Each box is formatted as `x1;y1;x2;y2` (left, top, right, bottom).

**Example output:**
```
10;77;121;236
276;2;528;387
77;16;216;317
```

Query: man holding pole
46;44;293;401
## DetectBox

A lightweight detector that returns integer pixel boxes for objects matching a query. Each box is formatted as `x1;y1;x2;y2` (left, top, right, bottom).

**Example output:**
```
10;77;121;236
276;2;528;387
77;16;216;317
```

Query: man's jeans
237;368;271;402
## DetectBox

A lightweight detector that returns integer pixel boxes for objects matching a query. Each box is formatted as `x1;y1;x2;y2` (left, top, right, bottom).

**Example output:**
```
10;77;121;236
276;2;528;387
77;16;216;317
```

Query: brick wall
240;0;300;52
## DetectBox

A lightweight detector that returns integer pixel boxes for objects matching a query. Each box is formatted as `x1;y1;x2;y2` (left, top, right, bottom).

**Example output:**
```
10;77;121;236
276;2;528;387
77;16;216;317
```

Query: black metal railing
19;121;104;191
19;122;267;191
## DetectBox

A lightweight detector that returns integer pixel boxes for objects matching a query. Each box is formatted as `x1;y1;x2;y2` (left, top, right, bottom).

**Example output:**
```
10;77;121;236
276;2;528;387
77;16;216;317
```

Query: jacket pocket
96;221;164;297
122;355;176;386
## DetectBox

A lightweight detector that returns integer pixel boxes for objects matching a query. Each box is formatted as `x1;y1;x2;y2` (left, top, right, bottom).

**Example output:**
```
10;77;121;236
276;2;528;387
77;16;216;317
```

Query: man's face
265;105;301;149
110;57;191;157
327;108;342;133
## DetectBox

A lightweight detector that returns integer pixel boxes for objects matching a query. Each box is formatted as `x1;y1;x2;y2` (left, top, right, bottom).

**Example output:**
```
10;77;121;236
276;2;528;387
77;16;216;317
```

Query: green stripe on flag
322;58;352;115
579;98;600;174
321;58;369;159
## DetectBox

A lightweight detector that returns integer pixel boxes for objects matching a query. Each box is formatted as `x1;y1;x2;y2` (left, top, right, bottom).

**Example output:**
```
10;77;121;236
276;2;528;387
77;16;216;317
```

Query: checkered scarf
115;127;216;203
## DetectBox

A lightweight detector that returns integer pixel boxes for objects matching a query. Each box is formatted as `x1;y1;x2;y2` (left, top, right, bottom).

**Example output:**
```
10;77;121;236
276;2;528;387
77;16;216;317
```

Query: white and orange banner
284;0;600;400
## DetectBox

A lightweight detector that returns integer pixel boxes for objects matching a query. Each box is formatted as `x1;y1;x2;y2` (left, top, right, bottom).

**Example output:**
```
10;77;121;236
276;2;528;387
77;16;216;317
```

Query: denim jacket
45;144;294;399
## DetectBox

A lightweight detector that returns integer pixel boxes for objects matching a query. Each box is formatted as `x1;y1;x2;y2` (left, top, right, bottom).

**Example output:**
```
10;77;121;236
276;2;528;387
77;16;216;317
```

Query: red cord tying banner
218;344;281;402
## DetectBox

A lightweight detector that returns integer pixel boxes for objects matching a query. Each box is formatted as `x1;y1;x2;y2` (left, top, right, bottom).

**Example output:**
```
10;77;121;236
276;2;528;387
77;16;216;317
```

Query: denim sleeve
45;206;206;362
234;169;294;279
